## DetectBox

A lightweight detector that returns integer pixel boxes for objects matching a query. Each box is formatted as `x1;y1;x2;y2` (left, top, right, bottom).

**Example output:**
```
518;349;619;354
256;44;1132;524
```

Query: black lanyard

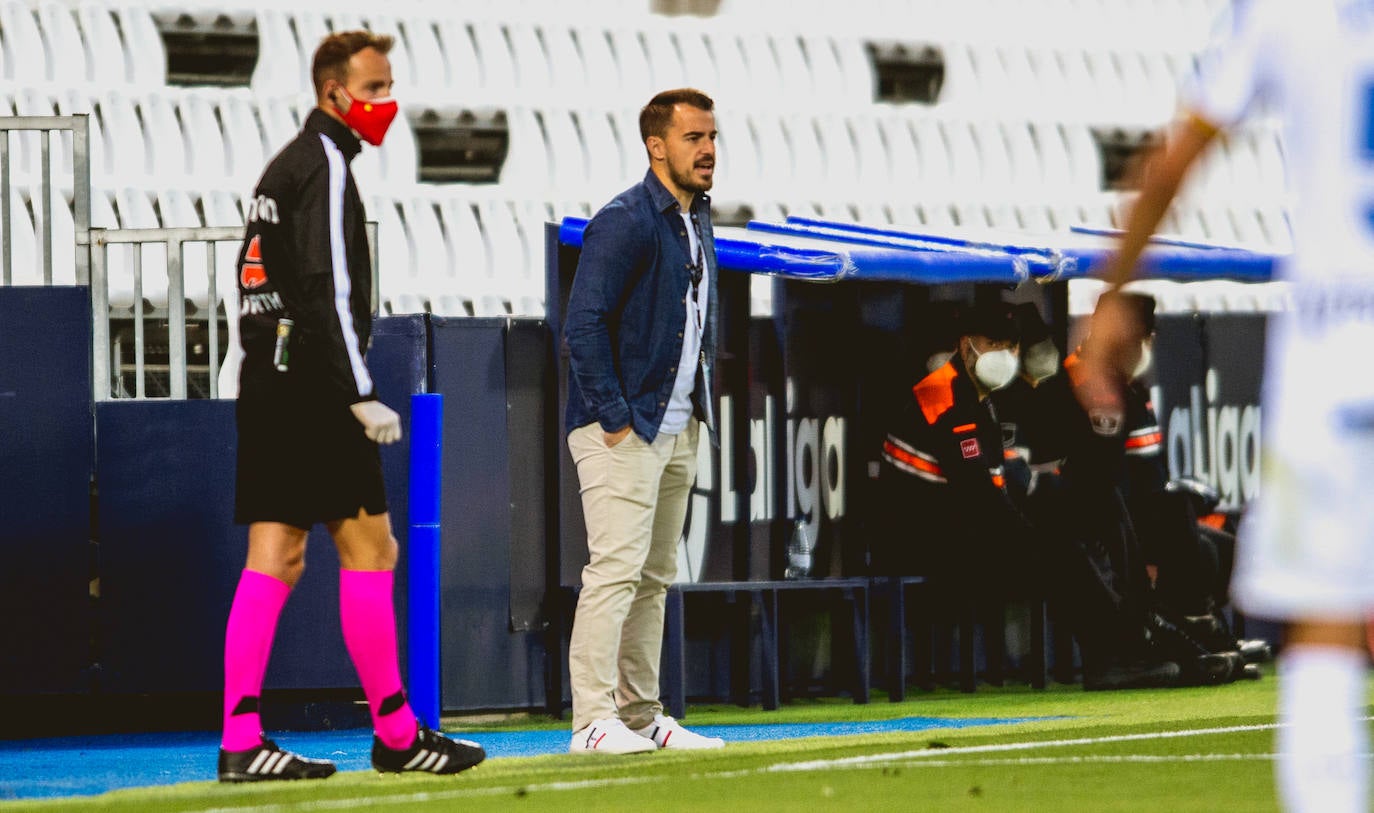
687;210;705;332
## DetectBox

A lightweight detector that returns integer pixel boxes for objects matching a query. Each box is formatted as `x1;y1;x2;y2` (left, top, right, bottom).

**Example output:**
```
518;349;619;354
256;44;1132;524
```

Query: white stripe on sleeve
319;133;374;398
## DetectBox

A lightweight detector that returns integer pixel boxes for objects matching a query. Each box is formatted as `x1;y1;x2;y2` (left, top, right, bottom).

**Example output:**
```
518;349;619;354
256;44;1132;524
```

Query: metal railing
0;115;91;286
90;226;244;400
90;223;379;401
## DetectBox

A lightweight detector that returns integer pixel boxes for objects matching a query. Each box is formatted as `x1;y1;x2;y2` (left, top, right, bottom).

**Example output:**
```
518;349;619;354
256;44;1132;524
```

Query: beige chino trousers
567;418;699;732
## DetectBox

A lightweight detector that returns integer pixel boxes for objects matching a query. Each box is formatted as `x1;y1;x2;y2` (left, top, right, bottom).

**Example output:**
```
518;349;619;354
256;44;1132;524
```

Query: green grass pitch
8;667;1365;812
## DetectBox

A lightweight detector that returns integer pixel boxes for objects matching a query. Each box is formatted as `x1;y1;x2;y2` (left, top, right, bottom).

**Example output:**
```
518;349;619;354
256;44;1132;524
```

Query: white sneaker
631;715;724;750
569;718;657;755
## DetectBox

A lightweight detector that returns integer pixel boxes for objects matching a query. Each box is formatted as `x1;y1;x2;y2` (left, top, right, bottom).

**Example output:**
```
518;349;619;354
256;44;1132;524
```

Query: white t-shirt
1184;0;1374;281
658;210;709;436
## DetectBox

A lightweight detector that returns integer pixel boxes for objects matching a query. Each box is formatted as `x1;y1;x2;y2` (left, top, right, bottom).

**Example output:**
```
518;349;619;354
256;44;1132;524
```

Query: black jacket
877;355;1036;580
236;108;375;405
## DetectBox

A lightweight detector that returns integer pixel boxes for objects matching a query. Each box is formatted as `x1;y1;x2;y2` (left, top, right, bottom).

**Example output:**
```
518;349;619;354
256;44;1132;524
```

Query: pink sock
339;569;418;749
221;569;290;751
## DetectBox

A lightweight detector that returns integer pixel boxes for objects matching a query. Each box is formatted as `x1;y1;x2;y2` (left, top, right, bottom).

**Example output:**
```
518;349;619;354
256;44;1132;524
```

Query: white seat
96;90;151;188
259;95;302;157
612;106;646;187
539;23;589;98
909;115;956;196
784;114;825;195
572;24;620;97
876;114;921;201
608;28;654;102
435;18;484;101
367;195;419;314
704;31;750;109
155;187;214;314
112;186;170;312
672;25;721;99
4;186;39;286
506;22;553;102
251;8;306;95
173;89;231;189
847;113;891;199
471;21;520;102
136;91;193;190
814;114;860;196
402;16;450;105
800;35;846;107
970;119;1014;193
575;107;631;207
439;193;504;316
510;198;552;315
541;108;590;196
497;106;553;195
738;32;786;107
37;3;89;86
401;192;453;313
483;198;535;315
114;4;166;87
2;1;50;85
640;26;687;92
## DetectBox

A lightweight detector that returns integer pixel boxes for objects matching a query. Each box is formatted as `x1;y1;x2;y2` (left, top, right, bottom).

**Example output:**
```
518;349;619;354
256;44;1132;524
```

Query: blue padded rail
557;215;1281;284
558;216;1029;283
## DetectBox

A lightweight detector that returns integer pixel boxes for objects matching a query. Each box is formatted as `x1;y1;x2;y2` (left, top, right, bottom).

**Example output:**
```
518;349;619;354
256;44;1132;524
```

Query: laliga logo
1157;368;1262;511
677;378;846;582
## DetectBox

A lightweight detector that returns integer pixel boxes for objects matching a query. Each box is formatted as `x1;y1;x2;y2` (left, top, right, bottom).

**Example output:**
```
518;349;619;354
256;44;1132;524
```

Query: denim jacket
564;169;719;444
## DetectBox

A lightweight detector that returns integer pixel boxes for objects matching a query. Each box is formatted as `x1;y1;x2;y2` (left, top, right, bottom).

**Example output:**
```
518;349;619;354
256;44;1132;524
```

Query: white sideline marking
195;722;1328;813
768;721;1286;772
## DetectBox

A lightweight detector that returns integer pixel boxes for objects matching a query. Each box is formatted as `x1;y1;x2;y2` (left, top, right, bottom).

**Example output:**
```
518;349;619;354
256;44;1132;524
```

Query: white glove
350;400;402;445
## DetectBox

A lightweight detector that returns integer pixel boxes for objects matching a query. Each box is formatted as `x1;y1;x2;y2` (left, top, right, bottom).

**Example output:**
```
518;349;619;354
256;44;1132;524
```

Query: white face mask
926;350;953;374
1132;340;1153;380
1022;339;1060;383
969;342;1019;391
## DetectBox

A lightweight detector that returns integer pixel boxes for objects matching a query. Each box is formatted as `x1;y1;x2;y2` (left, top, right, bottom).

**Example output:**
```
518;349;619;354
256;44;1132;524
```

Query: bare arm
1076;113;1222;420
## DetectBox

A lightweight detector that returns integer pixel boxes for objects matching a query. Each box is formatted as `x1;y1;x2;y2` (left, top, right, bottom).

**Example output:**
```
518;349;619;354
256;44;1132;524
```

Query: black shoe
218;739;337;783
1236;638;1273;664
1083;658;1181;691
372;722;486;775
1147;612;1241;685
1237;662;1263;680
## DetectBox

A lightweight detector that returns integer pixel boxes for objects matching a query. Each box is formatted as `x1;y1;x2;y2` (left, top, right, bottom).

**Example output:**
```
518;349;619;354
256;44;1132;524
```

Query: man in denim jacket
562;88;724;754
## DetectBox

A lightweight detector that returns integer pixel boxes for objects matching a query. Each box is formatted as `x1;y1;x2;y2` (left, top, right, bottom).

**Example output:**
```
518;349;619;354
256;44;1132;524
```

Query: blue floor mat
0;715;1037;801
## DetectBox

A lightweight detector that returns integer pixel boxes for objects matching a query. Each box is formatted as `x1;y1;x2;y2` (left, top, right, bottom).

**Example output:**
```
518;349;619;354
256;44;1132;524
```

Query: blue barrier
558;216;1031;283
407;393;443;729
557;215;1282;283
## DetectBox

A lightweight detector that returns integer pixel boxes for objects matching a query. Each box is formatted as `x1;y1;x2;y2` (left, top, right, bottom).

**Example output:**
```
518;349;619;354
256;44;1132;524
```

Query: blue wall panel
96;315;427;694
0;287;94;694
431;318;548;711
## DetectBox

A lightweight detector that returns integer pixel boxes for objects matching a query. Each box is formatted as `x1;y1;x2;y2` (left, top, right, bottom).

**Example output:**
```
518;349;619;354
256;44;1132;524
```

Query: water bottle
784;518;814;580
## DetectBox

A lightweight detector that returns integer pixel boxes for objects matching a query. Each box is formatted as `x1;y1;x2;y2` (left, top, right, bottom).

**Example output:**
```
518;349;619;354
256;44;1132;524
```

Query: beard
669;158;714;193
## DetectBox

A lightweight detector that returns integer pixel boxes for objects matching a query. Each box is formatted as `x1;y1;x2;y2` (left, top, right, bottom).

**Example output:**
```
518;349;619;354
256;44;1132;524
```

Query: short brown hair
639;88;715;143
311;30;394;98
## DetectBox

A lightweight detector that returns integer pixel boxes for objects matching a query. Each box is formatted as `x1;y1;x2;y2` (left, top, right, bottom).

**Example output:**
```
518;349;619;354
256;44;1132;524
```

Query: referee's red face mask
328;46;397;146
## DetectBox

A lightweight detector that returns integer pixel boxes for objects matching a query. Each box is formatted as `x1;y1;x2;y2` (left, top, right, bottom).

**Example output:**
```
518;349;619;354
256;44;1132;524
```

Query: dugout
1;202;1282;731
549;214;1281;708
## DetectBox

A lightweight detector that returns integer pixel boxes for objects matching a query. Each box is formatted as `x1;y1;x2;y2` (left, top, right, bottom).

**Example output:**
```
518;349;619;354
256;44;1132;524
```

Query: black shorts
234;377;388;529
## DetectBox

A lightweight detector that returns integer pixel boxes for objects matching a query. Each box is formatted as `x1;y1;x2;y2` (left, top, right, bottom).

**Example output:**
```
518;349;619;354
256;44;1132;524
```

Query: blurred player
1081;2;1374;809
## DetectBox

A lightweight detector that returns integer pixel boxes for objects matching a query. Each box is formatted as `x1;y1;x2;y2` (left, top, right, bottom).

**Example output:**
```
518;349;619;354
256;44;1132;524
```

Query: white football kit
1189;0;1374;617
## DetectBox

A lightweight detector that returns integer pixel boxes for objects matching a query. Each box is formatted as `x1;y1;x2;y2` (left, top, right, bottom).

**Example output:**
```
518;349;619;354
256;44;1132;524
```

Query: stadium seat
113;186;170;312
368;194;419;315
438;192;505;317
608;27;655;102
251;8;307;96
469;20;521;102
573;108;630;207
2;1;50;85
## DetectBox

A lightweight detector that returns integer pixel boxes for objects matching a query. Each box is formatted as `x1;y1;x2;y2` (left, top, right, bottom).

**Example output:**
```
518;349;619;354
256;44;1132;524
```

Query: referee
217;31;483;782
